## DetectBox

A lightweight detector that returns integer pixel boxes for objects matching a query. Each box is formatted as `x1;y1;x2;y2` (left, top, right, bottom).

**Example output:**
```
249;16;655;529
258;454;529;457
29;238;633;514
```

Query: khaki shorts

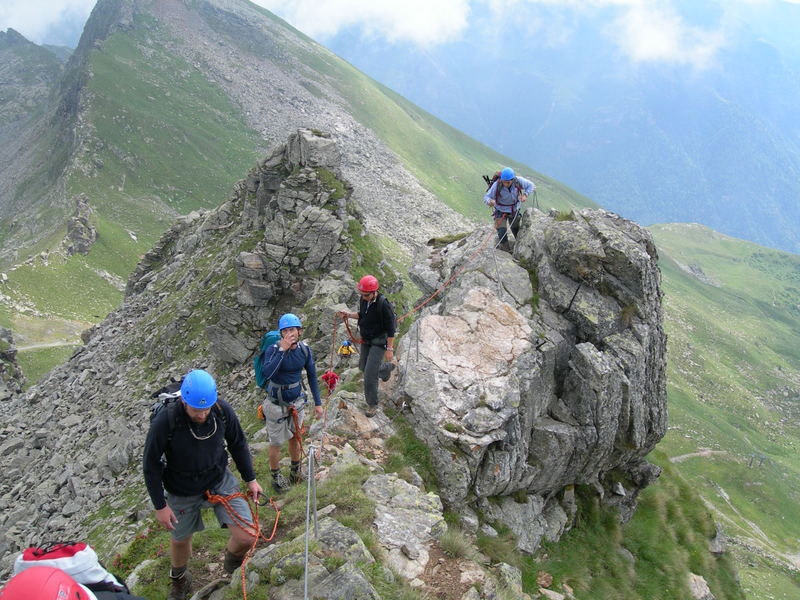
262;398;305;446
166;469;250;541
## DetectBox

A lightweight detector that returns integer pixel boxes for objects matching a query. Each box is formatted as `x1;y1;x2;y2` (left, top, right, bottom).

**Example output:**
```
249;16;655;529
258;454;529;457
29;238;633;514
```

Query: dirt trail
670;448;727;463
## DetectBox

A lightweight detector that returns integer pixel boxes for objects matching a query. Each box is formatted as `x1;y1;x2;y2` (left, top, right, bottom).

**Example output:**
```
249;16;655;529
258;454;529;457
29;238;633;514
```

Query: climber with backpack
7;543;146;599
258;313;323;494
483;166;535;252
336;275;397;418
142;369;263;600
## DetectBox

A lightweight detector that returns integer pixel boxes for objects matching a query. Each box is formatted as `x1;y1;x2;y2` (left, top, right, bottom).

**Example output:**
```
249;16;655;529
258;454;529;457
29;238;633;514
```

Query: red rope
336;227;496;338
203;491;281;599
287;405;307;460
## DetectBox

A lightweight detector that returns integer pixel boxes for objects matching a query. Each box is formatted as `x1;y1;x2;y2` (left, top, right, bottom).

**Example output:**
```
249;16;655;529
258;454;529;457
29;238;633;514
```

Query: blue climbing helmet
500;167;515;181
180;369;217;409
278;313;302;330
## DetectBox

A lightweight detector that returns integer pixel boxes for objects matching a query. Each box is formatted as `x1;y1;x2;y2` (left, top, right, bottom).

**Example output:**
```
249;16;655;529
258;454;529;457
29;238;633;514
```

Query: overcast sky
2;0;799;68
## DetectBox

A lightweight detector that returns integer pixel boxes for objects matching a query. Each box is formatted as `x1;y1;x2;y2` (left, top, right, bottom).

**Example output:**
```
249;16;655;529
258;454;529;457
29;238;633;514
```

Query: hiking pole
303;442;319;600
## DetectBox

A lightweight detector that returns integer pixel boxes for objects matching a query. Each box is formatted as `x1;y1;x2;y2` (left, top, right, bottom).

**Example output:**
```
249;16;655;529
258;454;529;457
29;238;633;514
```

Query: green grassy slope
5;14;262;381
533;453;745;600
652;223;800;599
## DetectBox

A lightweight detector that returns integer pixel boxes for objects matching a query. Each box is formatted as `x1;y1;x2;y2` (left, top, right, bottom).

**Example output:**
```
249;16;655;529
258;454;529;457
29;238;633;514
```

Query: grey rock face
0;327;24;400
64;194;97;255
399;208;667;552
0;129;358;574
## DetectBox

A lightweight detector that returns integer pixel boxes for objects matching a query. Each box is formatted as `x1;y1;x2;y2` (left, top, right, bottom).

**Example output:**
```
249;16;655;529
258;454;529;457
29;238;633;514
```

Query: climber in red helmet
337;275;396;417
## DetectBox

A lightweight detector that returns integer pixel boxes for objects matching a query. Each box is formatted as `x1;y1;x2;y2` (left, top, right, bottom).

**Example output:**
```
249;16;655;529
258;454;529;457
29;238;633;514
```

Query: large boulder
399;208;667;552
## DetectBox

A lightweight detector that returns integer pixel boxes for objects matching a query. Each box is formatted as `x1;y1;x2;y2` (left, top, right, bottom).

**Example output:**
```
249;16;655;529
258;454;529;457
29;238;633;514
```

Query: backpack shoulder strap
214;402;228;429
165;399;180;442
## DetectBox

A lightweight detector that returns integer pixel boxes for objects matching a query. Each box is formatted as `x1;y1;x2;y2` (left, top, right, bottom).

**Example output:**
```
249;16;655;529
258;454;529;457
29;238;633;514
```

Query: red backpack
14;542;136;595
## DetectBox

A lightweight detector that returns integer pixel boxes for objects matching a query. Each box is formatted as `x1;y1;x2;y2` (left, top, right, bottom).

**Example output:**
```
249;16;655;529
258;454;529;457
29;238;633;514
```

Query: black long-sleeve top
357;293;396;341
142;399;256;510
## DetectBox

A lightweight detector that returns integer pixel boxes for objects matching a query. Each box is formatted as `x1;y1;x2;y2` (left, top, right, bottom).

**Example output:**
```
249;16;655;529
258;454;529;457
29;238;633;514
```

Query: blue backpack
253;330;310;388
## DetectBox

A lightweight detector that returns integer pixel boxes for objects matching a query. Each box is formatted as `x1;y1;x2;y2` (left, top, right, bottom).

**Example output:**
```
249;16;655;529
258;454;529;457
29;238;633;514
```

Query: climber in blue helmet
259;313;323;494
143;368;263;599
483;166;536;253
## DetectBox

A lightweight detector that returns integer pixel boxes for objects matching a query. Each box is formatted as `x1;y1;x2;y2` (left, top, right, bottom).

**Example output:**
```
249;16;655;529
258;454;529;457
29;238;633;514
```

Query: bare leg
170;536;192;569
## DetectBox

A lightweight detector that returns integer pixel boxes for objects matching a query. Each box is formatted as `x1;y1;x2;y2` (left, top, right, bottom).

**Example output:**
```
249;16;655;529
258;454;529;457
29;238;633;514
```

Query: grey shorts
262;398;305;446
166;468;250;541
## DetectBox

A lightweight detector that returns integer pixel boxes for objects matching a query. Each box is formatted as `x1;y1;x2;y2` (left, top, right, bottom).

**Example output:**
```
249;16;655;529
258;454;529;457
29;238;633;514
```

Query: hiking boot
167;571;192;600
378;361;396;382
223;549;245;574
289;469;306;485
364;405;377;418
498;240;512;253
272;471;291;494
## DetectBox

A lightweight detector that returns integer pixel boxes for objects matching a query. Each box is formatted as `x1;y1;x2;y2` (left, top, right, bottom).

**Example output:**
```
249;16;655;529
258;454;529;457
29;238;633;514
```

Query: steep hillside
0;28;66;254
0;0;590;381
652;223;800;599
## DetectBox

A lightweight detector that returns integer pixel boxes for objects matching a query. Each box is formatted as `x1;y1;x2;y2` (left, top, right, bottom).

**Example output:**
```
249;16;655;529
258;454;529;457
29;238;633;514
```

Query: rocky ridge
0;130;669;598
1;0;472;264
401;205;667;552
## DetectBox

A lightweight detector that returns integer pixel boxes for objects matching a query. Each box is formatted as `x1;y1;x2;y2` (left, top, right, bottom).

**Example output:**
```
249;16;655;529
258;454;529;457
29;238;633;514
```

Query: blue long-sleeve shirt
483;175;535;213
260;342;322;406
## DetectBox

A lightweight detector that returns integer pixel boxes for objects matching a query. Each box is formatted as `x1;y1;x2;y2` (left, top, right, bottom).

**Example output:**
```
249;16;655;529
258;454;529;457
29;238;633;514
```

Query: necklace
188;416;217;441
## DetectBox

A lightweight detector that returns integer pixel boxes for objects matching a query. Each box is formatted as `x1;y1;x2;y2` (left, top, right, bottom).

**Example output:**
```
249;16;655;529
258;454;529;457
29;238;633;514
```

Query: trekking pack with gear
13;542;145;599
483;171;523;202
253;330;311;390
252;330;281;389
149;379;226;441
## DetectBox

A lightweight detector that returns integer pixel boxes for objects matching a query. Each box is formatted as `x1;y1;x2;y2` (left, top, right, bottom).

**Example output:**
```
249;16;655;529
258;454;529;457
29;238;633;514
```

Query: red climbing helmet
0;566;92;600
357;275;379;293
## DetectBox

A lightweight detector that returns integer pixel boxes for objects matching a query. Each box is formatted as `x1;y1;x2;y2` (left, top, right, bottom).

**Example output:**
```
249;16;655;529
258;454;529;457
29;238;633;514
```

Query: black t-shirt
358;293;396;341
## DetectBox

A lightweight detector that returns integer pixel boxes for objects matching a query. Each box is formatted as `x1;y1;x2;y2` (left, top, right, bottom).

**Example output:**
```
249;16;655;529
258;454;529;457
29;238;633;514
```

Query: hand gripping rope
203;490;281;600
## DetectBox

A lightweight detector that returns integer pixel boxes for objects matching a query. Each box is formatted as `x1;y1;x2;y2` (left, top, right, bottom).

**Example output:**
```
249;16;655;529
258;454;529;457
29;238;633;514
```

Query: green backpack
253;330;310;388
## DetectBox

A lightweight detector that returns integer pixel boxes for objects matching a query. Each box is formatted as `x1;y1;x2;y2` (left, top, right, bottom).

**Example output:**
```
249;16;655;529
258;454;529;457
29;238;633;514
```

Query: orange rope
396;227;496;323
203;491;281;600
287;404;307;460
336;227;497;340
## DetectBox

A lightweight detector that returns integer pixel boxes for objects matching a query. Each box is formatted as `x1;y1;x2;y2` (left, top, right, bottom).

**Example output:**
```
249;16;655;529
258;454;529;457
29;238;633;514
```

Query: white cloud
0;0;96;45
0;0;756;69
607;2;726;68
253;0;471;46
490;1;729;68
258;0;731;67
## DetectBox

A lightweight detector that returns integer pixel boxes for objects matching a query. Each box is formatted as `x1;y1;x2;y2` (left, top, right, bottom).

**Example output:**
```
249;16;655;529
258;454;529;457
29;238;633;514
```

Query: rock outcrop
0;328;25;401
64;194;97;255
401;208;667;552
